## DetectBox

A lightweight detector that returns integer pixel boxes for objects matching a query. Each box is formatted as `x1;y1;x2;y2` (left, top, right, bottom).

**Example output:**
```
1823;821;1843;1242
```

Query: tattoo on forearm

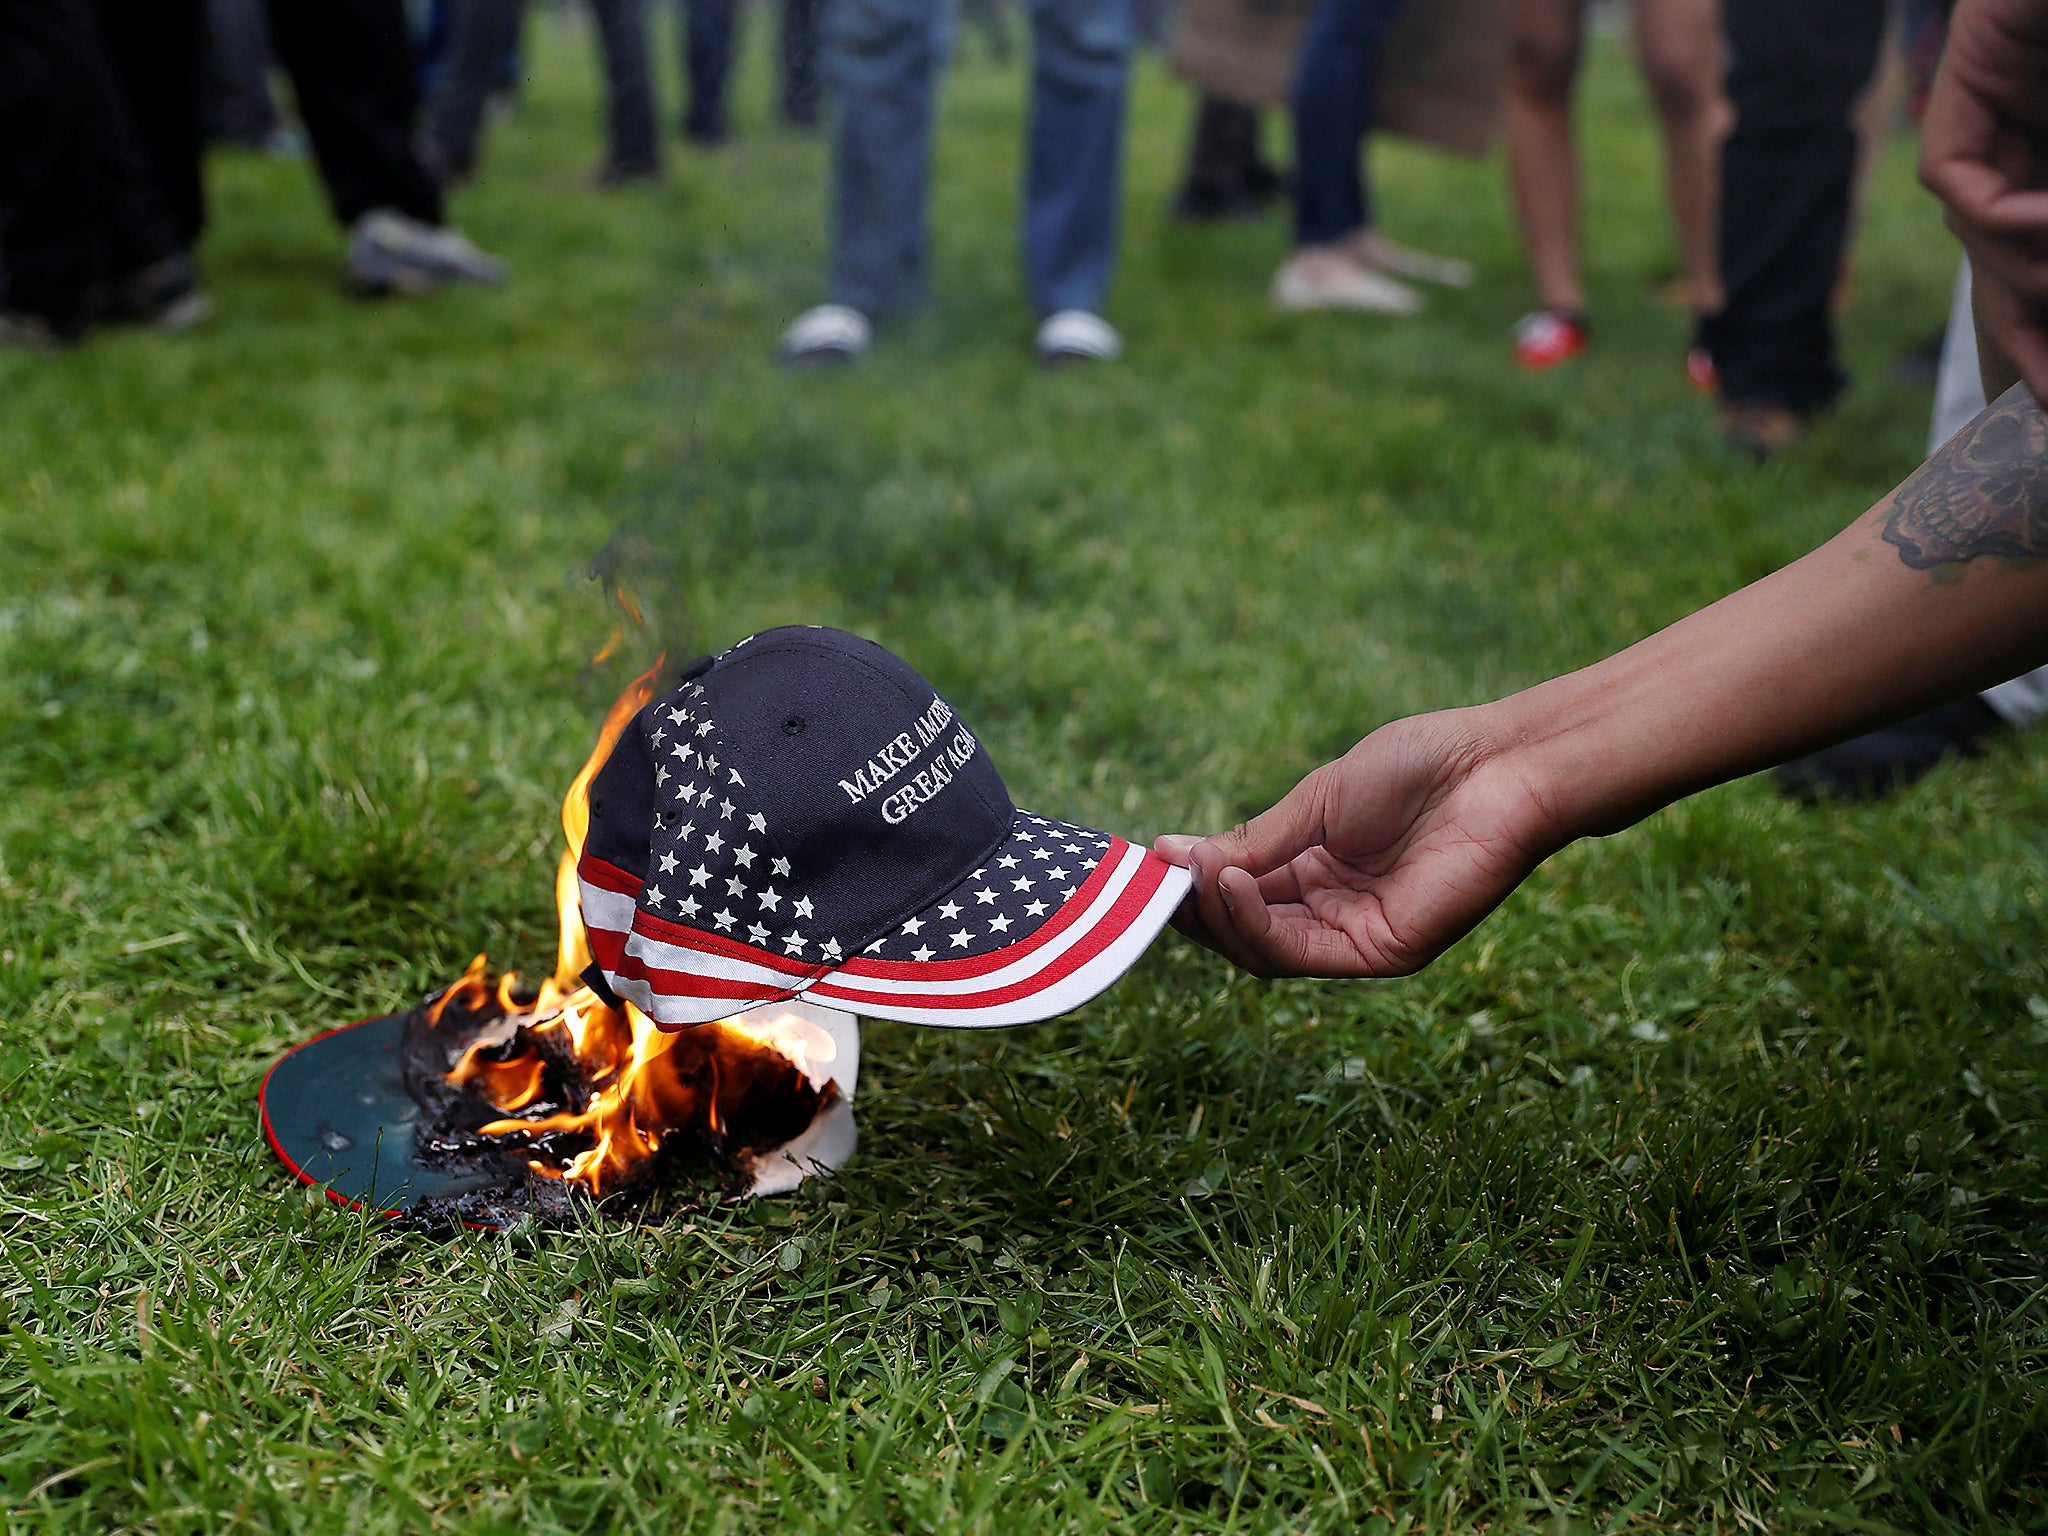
1883;382;2048;570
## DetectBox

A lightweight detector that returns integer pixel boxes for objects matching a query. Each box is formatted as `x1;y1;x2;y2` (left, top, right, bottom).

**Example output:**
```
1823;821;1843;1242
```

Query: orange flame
420;655;842;1198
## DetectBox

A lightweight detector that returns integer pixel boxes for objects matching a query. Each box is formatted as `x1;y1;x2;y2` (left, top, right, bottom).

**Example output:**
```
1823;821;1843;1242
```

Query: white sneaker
1270;252;1423;314
1035;309;1122;364
780;303;872;365
347;209;506;295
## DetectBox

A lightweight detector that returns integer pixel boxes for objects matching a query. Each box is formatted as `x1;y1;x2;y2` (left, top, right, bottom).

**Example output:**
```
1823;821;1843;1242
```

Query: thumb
1191;768;1329;886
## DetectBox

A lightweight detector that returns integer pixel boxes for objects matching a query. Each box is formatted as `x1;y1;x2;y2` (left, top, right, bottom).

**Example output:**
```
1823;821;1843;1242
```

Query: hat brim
260;1013;510;1222
581;816;1189;1029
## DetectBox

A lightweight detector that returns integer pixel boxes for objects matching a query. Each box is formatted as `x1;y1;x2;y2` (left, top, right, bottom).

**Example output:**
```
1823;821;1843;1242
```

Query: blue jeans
824;0;1131;316
1290;0;1406;247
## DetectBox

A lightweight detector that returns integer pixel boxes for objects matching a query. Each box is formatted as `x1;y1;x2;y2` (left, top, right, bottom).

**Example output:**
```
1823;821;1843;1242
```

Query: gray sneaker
346;209;507;296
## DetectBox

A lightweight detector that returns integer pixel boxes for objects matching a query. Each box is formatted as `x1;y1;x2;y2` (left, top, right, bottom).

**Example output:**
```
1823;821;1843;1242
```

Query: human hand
1920;0;2048;398
1154;709;1571;979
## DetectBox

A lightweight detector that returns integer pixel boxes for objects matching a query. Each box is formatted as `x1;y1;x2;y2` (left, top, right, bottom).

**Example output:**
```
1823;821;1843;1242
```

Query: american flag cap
578;626;1190;1028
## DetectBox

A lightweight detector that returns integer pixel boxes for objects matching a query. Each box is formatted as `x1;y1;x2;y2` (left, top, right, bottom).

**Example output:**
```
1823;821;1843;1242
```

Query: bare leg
1634;0;1729;314
1505;0;1585;314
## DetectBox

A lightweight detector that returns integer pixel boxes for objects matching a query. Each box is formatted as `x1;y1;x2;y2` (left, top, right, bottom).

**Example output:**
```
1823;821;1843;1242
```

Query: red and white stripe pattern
579;834;1189;1030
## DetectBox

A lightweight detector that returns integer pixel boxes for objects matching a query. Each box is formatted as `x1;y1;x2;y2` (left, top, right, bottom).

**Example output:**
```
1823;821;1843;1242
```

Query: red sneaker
1685;345;1718;392
1513;309;1589;370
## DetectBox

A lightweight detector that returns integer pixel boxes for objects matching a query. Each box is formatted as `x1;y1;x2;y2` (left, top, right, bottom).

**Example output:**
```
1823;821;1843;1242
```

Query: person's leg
1505;0;1585;313
683;0;738;141
421;0;520;182
822;0;942;315
263;0;444;226
780;0;822;126
426;0;523;182
1170;94;1277;221
587;0;661;175
1697;0;1886;432
1021;0;1133;314
0;0;172;336
95;0;206;254
1633;0;1727;315
200;0;282;147
1288;0;1410;250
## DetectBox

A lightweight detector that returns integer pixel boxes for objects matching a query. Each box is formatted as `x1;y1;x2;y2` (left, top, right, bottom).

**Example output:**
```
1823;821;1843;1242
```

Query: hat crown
592;628;1014;957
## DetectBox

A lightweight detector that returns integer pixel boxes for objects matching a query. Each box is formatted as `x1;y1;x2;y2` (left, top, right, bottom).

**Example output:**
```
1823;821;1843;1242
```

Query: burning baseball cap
578;626;1189;1028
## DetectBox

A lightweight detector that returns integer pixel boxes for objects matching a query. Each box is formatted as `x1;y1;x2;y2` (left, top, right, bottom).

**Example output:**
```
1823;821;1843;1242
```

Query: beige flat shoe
1270;251;1424;314
1349;231;1475;289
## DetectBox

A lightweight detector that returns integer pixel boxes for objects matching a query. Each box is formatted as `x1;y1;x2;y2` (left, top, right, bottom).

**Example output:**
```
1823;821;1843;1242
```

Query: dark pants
1696;0;1888;413
266;0;443;226
0;0;182;326
98;0;206;248
686;0;824;138
588;0;662;171
201;0;282;147
426;0;524;178
1290;0;1405;246
1173;94;1280;219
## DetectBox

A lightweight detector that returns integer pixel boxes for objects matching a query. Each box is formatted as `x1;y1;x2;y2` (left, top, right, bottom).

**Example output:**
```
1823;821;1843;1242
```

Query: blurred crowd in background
0;0;2029;793
0;0;1956;426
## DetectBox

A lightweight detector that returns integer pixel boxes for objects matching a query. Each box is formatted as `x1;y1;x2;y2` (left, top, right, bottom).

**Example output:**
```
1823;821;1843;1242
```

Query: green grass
4;17;2047;1532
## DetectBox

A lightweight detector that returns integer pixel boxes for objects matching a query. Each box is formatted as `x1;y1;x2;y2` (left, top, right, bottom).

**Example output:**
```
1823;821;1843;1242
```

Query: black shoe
1773;696;2008;803
1169;179;1281;224
0;308;87;352
98;252;210;330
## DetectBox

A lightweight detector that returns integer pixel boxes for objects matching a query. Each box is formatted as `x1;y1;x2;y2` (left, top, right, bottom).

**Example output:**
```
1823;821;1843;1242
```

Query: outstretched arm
1160;383;2048;978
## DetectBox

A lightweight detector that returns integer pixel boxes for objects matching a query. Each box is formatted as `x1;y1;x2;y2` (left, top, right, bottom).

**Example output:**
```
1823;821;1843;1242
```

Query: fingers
1968;263;2048;402
1210;868;1396;978
1188;771;1328;883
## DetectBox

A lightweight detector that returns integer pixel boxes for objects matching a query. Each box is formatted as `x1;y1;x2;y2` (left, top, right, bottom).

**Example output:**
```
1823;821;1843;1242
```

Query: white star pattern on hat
856;814;1115;963
628;682;849;958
